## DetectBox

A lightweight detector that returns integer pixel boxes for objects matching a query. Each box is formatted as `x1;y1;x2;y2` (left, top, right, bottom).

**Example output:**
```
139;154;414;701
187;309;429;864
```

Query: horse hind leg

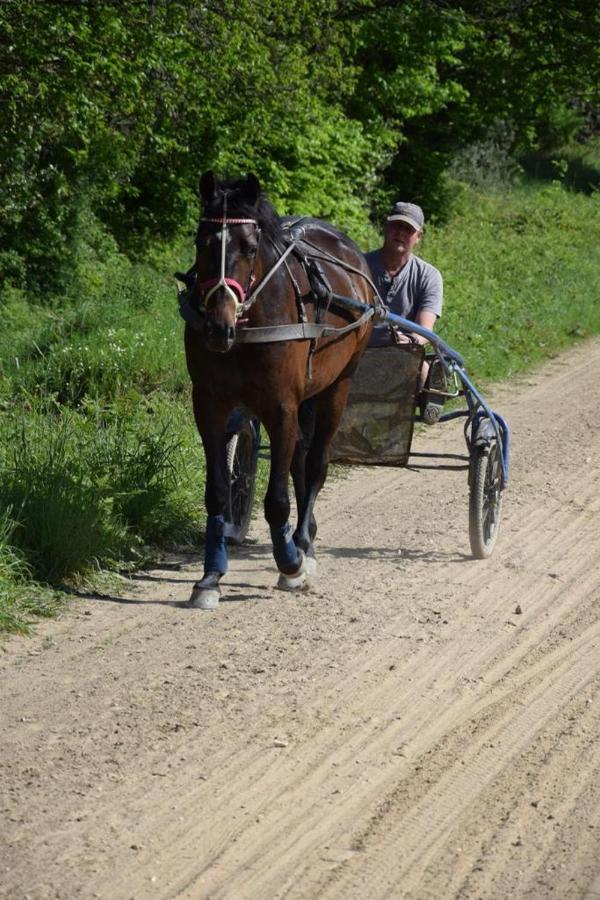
291;398;318;553
262;404;313;592
294;378;353;574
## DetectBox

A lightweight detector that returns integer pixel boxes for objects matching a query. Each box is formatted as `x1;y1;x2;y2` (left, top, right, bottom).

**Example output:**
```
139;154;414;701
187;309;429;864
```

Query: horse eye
245;245;258;258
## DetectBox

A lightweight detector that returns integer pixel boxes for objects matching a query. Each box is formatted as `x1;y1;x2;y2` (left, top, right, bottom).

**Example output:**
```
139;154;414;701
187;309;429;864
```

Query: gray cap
386;201;424;231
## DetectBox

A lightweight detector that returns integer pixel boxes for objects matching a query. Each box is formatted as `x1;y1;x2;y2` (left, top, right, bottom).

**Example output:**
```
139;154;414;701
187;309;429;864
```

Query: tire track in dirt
315;628;600;900
1;339;599;900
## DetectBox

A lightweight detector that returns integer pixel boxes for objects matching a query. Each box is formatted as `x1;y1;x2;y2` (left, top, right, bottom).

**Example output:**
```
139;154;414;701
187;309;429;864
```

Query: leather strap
235;308;374;343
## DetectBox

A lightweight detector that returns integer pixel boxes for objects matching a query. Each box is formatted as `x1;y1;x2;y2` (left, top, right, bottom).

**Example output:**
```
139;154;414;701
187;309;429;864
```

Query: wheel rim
481;444;501;544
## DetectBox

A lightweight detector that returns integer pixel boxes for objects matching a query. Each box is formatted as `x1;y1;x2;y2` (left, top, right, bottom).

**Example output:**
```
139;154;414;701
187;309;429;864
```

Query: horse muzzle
202;318;236;353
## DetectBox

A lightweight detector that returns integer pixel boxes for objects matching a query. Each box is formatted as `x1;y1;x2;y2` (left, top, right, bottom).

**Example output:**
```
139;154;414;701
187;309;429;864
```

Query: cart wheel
226;419;258;544
469;439;503;559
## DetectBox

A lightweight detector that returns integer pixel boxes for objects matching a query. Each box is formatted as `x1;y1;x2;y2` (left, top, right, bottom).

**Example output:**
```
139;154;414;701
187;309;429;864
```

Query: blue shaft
331;293;465;365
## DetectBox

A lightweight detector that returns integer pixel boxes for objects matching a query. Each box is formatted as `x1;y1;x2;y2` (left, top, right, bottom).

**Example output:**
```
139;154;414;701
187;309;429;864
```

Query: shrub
0;400;203;585
0;510;60;633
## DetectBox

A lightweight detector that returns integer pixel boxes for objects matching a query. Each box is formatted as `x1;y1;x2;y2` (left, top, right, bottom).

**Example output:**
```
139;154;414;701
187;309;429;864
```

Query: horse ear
199;170;218;203
244;172;262;206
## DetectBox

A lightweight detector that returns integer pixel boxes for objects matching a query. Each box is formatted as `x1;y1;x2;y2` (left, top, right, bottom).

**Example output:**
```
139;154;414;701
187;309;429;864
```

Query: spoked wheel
469;439;503;559
226;418;258;545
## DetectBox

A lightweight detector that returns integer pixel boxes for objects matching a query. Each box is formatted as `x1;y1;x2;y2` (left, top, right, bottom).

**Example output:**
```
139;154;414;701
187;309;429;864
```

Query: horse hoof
276;552;316;592
188;573;221;610
277;570;308;591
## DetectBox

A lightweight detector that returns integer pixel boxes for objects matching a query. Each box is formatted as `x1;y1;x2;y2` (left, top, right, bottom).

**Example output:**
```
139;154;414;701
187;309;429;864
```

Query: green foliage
0;399;203;587
0;0;389;287
3;0;597;287
521;136;600;195
0;510;61;634
425;184;600;381
346;0;599;214
1;237;187;407
449;122;523;193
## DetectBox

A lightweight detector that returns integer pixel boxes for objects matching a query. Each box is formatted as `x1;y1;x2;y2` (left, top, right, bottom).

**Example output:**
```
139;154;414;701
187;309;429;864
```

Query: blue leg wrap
204;514;228;575
271;522;302;573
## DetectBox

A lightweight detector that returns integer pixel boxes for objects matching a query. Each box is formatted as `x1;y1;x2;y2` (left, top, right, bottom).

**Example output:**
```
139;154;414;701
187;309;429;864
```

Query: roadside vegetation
1;2;598;632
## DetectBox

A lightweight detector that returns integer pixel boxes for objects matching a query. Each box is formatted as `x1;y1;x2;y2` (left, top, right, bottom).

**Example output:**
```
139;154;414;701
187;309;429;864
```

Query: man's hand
391;328;430;346
391;328;415;345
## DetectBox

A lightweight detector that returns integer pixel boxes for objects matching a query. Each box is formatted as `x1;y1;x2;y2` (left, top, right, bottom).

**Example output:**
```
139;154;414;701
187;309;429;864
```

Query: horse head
191;171;264;352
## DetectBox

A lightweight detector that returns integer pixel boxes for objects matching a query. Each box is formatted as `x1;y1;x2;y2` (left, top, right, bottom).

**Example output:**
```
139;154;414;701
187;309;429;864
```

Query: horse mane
201;176;284;251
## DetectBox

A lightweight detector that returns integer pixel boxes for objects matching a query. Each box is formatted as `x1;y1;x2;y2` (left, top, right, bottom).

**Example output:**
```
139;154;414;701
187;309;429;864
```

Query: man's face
384;220;422;254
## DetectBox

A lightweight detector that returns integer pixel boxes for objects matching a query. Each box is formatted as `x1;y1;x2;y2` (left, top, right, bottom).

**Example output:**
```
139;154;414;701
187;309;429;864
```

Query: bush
0;400;203;585
0;510;60;633
425;182;600;381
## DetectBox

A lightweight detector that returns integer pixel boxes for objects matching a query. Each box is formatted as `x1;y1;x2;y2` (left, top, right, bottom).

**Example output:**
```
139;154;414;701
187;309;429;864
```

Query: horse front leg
189;392;231;610
263;404;311;591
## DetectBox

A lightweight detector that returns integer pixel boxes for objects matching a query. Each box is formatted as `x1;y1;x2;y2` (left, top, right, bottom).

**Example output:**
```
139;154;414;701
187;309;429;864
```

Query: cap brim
386;214;422;231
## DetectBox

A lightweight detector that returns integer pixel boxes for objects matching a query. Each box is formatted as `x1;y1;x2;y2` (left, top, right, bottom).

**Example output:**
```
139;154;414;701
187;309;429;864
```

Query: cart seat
330;344;424;466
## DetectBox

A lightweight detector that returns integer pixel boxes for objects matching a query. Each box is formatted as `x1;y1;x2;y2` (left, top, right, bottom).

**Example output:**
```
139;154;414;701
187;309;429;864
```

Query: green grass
424;182;600;384
1;176;599;632
0;510;61;634
0;399;203;575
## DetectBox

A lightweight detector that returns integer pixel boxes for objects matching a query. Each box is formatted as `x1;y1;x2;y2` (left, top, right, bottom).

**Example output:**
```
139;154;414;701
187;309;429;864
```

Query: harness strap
235;308;374;343
297;237;386;319
239;237;301;313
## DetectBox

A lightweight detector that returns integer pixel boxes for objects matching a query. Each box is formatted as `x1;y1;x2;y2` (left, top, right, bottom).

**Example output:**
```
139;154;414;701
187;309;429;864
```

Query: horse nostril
227;324;235;343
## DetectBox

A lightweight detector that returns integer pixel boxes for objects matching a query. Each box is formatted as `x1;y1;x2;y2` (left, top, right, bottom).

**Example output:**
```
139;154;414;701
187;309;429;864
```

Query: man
366;200;446;422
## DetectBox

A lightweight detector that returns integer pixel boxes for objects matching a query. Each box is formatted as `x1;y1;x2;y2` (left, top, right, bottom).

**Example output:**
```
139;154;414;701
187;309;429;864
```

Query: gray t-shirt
365;250;443;346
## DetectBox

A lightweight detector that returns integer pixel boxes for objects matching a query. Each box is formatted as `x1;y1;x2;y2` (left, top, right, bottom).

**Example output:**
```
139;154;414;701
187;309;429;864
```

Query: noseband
197;215;260;314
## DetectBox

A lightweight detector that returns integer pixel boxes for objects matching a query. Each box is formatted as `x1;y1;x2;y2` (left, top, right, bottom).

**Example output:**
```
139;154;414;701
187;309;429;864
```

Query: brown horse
182;171;376;608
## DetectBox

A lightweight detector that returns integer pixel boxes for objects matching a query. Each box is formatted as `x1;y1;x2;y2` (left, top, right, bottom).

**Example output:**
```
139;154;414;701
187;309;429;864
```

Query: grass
520;137;600;196
1;174;599;633
0;510;61;634
424;182;600;384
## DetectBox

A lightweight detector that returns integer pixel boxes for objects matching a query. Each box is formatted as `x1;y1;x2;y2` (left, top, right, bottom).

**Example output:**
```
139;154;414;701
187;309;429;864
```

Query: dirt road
2;340;600;900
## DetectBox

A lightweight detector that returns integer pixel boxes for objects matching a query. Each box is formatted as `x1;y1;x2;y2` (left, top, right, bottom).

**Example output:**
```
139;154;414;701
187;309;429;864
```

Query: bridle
194;196;305;320
196;196;261;316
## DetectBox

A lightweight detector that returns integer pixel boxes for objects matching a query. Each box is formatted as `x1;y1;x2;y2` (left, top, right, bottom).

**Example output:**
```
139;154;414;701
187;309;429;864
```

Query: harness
176;213;385;346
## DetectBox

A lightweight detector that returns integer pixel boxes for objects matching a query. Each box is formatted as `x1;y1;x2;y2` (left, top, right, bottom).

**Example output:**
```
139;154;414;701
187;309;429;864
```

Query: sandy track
2;340;600;900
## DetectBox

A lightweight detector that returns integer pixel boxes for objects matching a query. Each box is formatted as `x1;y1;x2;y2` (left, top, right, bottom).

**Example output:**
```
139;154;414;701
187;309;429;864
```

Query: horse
180;171;377;609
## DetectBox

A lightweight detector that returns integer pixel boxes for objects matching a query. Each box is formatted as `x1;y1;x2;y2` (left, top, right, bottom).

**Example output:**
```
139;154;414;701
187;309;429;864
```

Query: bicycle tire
226;419;258;544
468;439;503;559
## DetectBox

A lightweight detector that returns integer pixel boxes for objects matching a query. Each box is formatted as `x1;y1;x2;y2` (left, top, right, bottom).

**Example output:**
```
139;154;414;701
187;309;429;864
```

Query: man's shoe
420;358;449;425
422;399;444;425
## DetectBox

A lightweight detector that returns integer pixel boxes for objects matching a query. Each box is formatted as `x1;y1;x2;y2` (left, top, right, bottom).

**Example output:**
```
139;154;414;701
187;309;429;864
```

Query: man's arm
413;263;442;344
412;310;437;345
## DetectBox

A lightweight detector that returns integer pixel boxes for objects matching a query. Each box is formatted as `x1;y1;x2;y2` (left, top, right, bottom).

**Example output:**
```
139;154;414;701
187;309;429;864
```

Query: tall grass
0;400;203;585
424;182;600;382
0;510;60;633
